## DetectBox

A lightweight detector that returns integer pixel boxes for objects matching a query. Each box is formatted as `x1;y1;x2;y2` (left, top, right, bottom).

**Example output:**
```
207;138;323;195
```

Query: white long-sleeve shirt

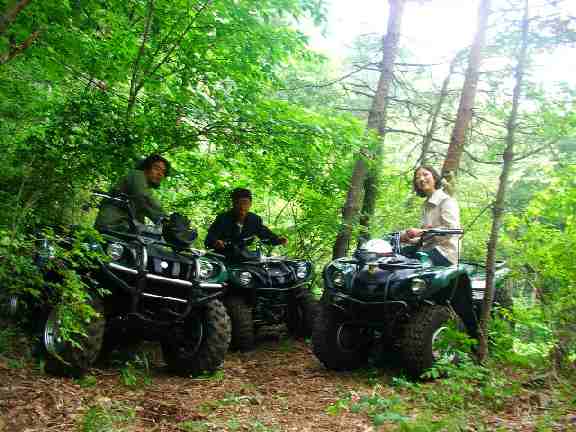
421;189;461;264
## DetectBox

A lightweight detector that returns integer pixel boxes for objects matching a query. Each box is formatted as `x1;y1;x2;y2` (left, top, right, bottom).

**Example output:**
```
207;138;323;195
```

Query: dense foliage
0;0;574;384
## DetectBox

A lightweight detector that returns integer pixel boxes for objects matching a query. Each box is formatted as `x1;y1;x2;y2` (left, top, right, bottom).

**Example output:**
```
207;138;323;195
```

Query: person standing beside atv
205;188;287;256
400;166;461;266
95;154;169;232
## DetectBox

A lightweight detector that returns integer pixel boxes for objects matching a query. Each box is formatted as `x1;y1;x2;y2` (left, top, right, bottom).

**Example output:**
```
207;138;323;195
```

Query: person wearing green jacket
95;154;170;232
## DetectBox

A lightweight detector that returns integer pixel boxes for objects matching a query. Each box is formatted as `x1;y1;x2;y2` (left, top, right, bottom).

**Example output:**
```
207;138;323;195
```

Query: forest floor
0;324;575;432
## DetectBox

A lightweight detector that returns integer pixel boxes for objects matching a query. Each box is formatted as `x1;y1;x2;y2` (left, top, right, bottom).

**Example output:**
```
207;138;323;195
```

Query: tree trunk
335;0;405;255
477;0;530;362
332;157;368;259
420;53;459;165
441;0;491;185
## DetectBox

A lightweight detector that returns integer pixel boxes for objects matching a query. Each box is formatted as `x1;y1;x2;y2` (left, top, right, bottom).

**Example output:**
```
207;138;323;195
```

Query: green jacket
95;170;165;231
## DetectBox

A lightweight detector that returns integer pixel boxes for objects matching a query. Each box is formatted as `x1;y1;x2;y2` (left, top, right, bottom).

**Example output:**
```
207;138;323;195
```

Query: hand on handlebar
404;228;424;240
214;239;226;250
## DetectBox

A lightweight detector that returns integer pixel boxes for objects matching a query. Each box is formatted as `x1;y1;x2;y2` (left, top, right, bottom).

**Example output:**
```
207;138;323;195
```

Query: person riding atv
205;188;315;351
205;188;287;260
312;225;514;378
95;154;169;232
401;166;461;267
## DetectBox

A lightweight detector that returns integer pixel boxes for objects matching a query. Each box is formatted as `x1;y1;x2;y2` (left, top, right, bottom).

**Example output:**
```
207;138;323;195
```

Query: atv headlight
198;258;218;280
331;270;345;287
295;262;310;279
107;243;125;261
198;260;214;279
37;239;56;260
238;271;253;287
411;278;427;294
35;239;56;267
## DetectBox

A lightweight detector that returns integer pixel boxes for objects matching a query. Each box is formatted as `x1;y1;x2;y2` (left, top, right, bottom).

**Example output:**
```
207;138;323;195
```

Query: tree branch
0;0;32;35
280;65;369;92
0;29;40;65
137;0;214;94
127;0;155;115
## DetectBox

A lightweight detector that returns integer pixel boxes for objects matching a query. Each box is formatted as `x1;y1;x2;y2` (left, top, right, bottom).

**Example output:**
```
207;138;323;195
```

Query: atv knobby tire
312;303;370;371
43;298;105;378
161;299;231;376
225;296;255;351
286;289;317;338
399;305;464;378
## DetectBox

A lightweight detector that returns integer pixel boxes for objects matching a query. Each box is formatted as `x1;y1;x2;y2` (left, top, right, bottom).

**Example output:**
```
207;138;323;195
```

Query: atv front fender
426;269;479;340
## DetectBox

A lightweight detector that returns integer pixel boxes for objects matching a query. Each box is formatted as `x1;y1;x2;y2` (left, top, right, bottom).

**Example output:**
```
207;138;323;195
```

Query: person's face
414;168;436;196
144;161;167;186
233;197;252;218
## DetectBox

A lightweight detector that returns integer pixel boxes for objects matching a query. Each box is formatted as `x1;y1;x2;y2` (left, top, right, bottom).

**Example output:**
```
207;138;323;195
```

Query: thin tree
419;52;460;165
477;0;530;361
441;0;491;187
333;0;406;259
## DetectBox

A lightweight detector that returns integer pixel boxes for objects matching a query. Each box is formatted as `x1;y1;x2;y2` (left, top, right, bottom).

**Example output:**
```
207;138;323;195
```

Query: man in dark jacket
95;154;169;232
205;188;287;255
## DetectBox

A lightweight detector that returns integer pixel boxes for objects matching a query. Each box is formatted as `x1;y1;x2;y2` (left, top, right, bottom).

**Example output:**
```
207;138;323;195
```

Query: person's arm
127;170;166;223
205;214;226;250
255;215;286;246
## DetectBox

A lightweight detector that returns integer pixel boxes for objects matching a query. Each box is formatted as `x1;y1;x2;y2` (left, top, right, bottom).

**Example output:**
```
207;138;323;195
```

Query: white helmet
360;239;393;255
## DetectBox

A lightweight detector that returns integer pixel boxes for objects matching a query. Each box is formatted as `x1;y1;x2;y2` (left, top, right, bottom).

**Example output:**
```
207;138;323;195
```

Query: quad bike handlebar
386;228;464;254
422;228;464;238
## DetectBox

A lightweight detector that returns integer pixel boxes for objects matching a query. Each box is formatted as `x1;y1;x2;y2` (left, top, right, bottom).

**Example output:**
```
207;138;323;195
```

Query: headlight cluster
332;270;345;287
107;243;125;261
37;239;56;263
410;278;427;294
328;262;357;288
228;269;253;287
238;272;254;286
295;261;311;279
198;258;220;280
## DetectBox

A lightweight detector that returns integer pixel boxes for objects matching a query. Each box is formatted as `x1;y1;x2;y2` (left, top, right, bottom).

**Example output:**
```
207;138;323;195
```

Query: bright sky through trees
306;0;576;85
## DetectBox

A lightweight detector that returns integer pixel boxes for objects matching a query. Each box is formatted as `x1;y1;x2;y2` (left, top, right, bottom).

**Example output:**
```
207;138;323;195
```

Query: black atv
4;192;231;377
312;229;512;378
219;237;316;350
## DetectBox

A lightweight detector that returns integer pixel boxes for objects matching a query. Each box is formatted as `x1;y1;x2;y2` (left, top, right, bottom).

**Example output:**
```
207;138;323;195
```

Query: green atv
312;229;512;377
219;237;316;351
3;192;231;377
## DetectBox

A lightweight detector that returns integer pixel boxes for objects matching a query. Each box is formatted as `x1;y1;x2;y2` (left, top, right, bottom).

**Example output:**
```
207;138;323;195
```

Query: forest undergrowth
0;316;574;432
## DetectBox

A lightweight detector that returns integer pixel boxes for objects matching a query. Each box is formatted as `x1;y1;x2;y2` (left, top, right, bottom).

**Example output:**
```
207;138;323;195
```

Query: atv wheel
225;296;255;351
312;303;371;371
399;305;464;378
286;289;318;338
161;299;231;376
43;298;105;378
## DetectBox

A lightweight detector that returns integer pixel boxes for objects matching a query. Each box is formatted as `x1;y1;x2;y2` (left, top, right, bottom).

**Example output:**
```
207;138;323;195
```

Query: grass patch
79;402;135;432
119;355;152;388
277;337;295;353
76;374;98;388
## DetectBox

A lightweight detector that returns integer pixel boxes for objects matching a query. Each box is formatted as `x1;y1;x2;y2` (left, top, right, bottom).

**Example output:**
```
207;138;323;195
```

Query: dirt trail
0;327;574;431
0;330;375;432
